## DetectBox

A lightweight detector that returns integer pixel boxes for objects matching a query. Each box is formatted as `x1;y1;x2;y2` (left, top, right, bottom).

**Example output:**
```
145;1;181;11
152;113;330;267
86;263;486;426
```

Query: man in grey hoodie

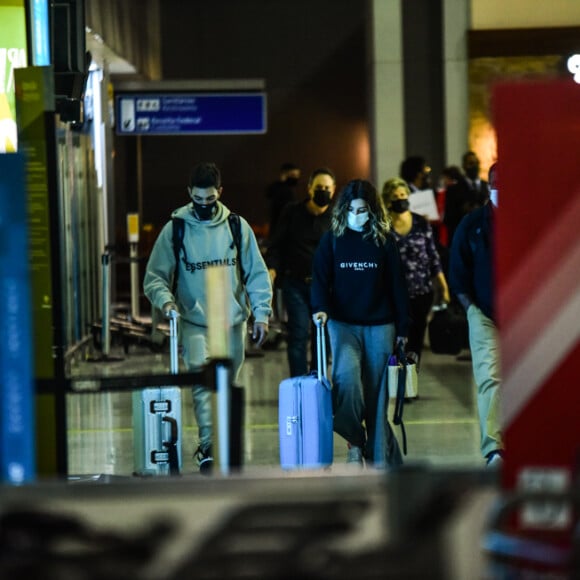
144;162;272;473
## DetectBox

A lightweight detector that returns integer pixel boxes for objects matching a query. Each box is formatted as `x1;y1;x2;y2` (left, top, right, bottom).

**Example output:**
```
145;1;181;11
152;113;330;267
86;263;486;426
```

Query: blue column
0;153;36;484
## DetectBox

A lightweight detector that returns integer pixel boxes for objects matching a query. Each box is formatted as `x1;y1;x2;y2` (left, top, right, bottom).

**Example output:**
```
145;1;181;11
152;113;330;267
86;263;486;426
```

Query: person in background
265;162;301;239
311;179;409;468
433;165;463;251
440;165;463;189
444;151;489;245
144;162;272;473
265;167;336;377
448;162;503;468
382;178;450;366
399;155;432;192
265;163;301;327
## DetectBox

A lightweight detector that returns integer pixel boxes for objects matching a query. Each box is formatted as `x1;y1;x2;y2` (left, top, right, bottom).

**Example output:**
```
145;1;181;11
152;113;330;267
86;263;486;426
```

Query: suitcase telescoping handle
168;310;179;375
314;317;327;381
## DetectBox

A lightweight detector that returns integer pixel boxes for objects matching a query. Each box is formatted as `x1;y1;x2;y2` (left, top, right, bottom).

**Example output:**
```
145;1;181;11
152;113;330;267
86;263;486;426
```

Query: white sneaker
486;451;504;469
346;445;364;466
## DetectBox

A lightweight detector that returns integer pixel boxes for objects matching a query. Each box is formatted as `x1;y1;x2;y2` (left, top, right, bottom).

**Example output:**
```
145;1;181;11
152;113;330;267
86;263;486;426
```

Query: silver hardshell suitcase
132;311;182;476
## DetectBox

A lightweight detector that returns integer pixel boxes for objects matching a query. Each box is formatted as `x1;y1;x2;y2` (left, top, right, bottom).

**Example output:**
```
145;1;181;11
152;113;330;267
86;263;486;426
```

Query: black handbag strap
392;343;407;455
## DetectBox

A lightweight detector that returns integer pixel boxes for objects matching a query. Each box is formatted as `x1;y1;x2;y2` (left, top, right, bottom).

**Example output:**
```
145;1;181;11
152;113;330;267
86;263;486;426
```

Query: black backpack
171;213;245;295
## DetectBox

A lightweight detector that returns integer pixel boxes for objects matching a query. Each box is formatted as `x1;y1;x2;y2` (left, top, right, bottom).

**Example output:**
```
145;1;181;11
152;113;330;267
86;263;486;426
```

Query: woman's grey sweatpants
327;319;395;459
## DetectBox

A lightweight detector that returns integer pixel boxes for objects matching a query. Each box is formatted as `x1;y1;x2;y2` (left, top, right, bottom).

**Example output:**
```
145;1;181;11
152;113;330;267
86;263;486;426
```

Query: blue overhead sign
115;92;267;135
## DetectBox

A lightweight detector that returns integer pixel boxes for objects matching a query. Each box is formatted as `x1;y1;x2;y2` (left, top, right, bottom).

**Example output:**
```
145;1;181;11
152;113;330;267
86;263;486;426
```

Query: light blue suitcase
278;322;333;469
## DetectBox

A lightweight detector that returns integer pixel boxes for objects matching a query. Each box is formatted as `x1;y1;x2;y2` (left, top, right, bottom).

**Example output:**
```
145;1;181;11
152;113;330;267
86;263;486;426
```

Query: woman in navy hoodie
311;179;410;468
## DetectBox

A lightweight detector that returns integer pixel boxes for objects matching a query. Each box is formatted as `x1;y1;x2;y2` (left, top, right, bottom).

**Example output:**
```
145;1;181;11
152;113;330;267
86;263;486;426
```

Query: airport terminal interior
56;327;501;579
67;324;484;476
1;1;579;577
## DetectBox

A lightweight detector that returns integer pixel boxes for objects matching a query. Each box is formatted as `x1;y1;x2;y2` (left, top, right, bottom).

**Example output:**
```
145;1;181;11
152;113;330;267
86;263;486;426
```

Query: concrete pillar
443;0;470;166
367;0;405;188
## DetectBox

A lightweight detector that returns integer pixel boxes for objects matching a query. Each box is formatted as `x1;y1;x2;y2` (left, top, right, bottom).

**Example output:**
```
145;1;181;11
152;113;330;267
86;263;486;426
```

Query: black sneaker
194;445;213;475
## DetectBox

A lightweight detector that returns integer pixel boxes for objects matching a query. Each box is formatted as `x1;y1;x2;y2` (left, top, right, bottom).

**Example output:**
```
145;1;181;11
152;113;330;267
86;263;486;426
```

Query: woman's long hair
331;179;391;246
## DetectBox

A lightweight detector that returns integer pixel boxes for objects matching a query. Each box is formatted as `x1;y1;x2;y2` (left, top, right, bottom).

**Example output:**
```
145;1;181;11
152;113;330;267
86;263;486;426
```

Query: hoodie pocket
179;297;206;325
231;292;250;325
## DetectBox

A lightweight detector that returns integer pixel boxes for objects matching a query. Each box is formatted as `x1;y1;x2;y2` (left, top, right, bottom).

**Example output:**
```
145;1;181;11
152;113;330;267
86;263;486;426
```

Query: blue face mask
347;211;369;231
489;189;498;207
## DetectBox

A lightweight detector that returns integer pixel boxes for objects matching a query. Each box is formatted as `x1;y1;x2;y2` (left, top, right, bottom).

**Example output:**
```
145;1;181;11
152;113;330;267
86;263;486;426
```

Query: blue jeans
282;277;315;377
328;320;396;462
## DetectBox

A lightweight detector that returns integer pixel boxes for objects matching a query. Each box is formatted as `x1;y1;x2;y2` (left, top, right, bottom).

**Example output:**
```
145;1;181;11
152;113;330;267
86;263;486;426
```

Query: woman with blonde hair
382;178;450;366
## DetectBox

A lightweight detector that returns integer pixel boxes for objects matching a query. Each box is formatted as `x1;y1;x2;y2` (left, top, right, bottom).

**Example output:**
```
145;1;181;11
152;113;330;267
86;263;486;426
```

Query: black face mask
313;188;332;207
390;199;410;214
193;201;217;221
465;166;480;180
285;177;299;187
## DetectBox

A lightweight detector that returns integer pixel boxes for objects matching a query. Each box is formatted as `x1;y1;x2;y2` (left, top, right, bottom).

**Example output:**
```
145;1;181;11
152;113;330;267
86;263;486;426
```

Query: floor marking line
68;418;478;436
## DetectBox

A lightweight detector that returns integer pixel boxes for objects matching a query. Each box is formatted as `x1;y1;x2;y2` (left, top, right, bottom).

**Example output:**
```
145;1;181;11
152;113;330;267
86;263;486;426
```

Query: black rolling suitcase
428;302;469;355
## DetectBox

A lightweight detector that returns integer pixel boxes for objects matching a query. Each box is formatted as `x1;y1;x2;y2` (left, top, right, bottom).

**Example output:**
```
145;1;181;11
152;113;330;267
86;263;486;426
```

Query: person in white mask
449;162;503;468
311;179;410;469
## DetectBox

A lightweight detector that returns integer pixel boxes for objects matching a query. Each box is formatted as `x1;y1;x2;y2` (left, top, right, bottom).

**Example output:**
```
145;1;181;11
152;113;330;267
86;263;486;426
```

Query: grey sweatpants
327;319;396;459
180;320;247;451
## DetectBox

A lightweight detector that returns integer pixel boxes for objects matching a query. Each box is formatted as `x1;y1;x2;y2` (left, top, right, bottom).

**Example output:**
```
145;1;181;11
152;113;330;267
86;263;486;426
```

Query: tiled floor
67;332;483;477
23;337;497;578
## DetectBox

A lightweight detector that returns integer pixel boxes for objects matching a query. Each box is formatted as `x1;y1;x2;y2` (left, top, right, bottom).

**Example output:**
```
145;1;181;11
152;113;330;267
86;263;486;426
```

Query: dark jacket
266;179;296;238
311;228;409;336
265;200;332;282
444;177;489;244
448;203;494;321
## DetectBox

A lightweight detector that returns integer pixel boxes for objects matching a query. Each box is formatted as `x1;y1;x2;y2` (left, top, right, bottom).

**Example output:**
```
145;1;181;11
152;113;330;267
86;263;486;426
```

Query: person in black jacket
399;155;432;192
311;179;409;468
443;151;490;245
266;167;336;377
265;162;301;239
448;162;503;468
